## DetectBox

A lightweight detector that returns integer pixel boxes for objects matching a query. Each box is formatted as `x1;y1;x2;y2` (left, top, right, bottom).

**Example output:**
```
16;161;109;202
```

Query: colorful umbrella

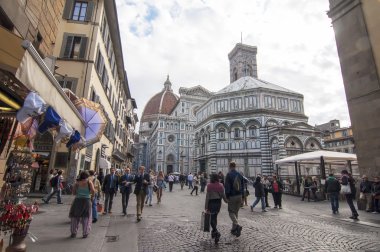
74;98;107;146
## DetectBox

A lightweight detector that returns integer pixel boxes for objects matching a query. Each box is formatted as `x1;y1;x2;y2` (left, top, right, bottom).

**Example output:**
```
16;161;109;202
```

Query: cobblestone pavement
24;185;380;252
137;185;380;252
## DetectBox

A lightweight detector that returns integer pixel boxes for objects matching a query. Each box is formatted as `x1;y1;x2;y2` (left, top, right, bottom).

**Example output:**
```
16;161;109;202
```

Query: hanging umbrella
74;98;107;146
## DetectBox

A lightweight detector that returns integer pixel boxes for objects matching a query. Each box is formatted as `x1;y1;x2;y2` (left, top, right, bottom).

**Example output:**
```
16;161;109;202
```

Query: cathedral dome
141;76;179;123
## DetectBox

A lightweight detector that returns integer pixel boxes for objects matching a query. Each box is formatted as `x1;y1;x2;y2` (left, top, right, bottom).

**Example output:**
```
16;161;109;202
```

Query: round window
168;135;175;142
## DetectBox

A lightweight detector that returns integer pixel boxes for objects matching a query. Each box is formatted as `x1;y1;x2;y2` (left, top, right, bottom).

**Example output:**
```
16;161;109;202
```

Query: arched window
219;128;225;139
234;128;240;138
249;126;259;137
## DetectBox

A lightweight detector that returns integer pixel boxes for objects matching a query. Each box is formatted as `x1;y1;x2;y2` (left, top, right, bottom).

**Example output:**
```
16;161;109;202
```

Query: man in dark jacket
372;176;380;213
360;175;373;212
102;168;118;214
250;176;266;212
120;167;133;216
325;173;341;214
225;161;244;237
134;166;150;222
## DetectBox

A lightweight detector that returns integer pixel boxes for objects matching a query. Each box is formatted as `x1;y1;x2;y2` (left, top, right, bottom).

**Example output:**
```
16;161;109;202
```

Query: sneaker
70;233;76;238
230;228;237;235
235;225;242;237
92;218;98;223
83;234;88;238
349;216;358;220
42;199;48;204
262;209;267;212
332;211;336;214
250;206;253;212
149;204;152;206
274;206;278;209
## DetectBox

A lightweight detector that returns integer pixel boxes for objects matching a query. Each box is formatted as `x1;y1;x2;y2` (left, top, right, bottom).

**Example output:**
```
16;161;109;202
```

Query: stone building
140;76;212;173
193;44;324;177
140;43;324;177
328;0;380;178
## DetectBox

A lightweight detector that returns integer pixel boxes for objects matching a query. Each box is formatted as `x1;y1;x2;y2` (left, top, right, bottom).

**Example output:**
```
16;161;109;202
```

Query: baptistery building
139;43;323;176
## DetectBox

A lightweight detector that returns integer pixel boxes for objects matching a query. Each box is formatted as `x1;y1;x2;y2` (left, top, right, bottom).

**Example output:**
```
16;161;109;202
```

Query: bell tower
228;43;258;83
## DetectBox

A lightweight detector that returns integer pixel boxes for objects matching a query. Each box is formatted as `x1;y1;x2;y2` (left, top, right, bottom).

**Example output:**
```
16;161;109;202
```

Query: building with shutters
52;0;138;173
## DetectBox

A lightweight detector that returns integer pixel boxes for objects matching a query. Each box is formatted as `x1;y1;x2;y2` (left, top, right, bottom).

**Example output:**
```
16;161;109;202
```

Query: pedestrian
341;170;359;219
250;176;267;212
371;176;380;213
301;176;313;202
102;167;118;214
120;167;133;216
218;171;225;186
311;176;319;201
200;173;207;193
179;172;186;190
188;173;194;189
360;175;373;212
205;173;228;244
262;175;271;207
325;173;341;214
241;174;249;207
69;171;95;238
42;170;63;204
271;175;283;209
45;169;54;194
168;173;175;192
133;166;150;222
97;170;104;186
190;174;199;196
225;161;244;237
89;170;101;223
156;170;165;203
145;171;155;206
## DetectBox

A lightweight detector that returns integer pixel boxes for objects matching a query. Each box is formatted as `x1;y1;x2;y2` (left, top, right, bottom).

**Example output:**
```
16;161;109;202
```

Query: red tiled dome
141;76;179;122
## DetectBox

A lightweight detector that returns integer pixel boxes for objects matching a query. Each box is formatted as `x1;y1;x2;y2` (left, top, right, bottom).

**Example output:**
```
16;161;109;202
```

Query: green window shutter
85;1;95;22
79;37;88;59
63;0;74;20
62;35;74;58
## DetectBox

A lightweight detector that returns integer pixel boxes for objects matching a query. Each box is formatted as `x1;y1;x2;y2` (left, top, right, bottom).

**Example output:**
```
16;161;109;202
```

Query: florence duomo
139;43;323;177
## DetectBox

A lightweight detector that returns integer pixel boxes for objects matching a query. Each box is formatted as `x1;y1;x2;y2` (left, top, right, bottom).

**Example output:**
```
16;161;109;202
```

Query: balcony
112;149;127;162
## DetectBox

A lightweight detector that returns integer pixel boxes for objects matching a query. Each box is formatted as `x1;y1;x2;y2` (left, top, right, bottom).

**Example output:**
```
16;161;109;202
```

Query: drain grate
105;235;119;242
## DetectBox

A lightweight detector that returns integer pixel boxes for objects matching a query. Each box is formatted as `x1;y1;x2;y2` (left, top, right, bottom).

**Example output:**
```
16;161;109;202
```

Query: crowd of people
40;164;380;241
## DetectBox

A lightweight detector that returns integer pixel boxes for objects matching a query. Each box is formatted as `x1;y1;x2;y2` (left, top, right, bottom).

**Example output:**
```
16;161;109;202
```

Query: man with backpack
225;161;244;237
42;170;63;204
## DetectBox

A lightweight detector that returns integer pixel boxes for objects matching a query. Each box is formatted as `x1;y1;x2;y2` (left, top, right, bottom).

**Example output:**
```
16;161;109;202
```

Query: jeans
329;192;339;212
121;191;130;214
191;185;198;195
345;194;358;216
104;191;115;213
272;192;282;207
251;196;265;210
45;188;62;203
146;186;153;204
92;195;98;220
208;199;221;232
188;180;193;189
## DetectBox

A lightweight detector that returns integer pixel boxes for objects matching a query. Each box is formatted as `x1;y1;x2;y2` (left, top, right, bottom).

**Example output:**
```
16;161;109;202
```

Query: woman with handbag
69;171;95;238
341;170;359;220
205;173;228;244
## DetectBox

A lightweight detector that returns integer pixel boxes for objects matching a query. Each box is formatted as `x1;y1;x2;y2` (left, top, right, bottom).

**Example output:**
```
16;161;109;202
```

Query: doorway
167;165;173;174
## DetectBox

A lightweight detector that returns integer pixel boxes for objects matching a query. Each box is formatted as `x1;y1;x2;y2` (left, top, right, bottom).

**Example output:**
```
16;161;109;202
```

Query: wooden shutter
63;0;74;20
60;34;73;58
79;37;88;59
85;1;95;22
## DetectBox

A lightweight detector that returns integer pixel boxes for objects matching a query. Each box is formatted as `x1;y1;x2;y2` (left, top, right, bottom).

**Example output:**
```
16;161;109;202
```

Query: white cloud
116;0;351;129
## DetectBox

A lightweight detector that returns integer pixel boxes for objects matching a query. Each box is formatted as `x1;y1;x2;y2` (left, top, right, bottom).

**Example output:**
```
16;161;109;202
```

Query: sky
116;0;351;129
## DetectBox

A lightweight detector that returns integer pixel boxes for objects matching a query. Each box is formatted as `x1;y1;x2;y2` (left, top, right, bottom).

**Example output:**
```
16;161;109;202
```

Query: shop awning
99;158;111;169
14;41;85;134
275;150;357;164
